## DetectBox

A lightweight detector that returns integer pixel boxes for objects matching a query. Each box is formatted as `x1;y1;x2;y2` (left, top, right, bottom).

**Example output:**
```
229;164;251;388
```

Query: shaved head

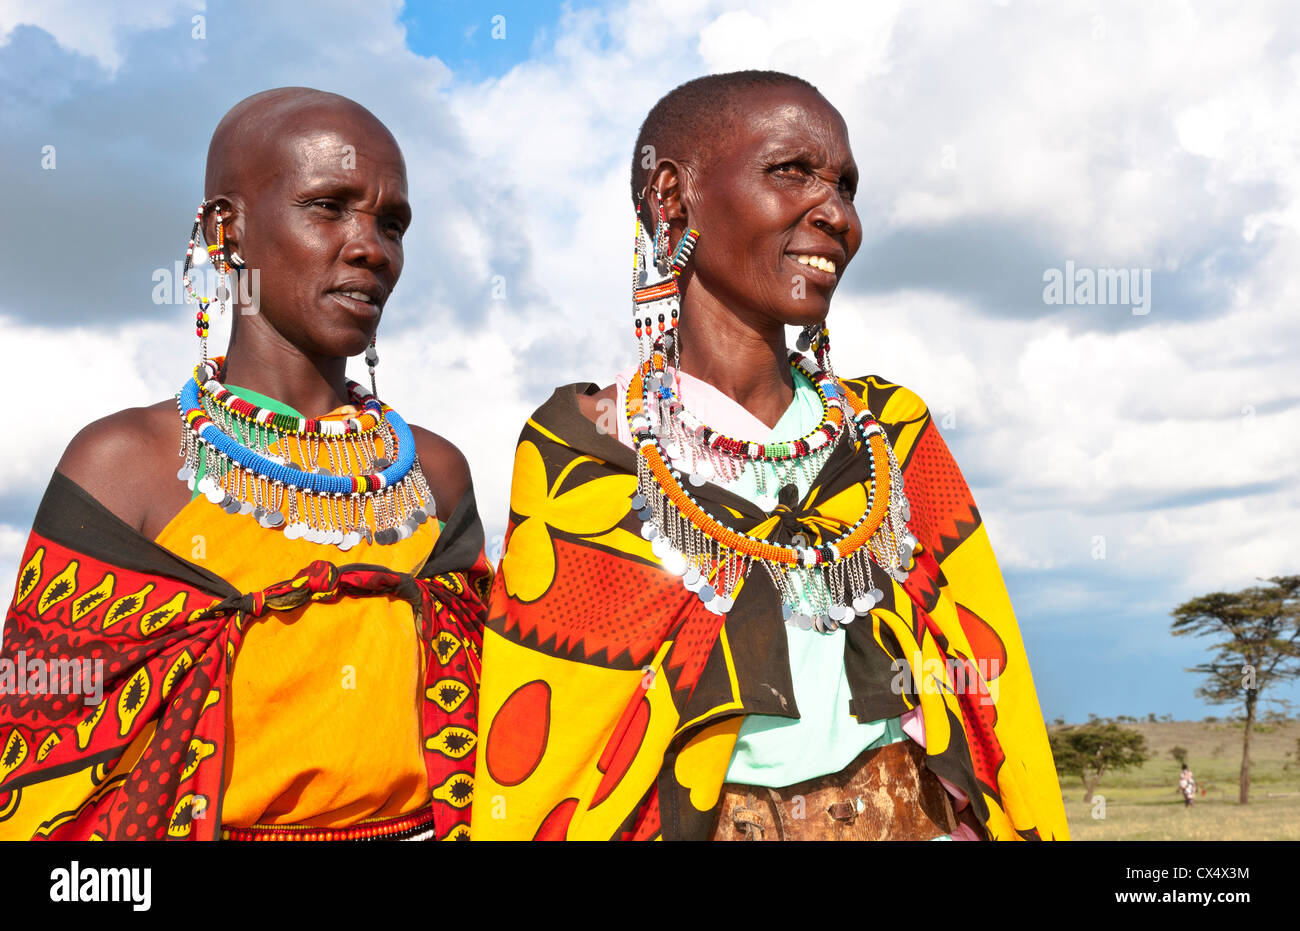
196;86;411;363
630;70;819;205
205;87;402;200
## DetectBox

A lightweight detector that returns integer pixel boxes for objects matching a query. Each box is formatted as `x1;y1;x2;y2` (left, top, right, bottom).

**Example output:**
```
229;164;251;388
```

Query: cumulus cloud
1;0;1297;718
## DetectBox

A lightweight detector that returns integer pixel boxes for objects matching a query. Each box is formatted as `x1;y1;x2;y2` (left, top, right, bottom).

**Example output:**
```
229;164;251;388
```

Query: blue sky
0;0;1297;725
400;0;603;80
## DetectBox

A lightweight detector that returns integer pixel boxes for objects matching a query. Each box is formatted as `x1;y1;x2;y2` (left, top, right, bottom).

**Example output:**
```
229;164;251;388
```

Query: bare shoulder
56;399;190;536
408;424;471;522
576;384;616;425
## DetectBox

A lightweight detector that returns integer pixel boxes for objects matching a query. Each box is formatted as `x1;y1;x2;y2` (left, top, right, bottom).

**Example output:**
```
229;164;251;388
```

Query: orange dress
154;398;434;829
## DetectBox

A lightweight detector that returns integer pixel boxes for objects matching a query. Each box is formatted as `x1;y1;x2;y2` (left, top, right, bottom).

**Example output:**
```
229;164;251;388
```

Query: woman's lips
786;252;839;285
328;290;381;318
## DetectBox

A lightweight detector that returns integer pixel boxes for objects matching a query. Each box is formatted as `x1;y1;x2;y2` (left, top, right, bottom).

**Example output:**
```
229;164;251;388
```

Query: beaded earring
365;336;379;397
181;201;236;363
631;188;699;367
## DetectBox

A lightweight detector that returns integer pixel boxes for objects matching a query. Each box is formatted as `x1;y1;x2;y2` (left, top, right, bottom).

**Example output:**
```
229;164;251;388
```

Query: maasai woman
0;89;488;840
473;71;1067;840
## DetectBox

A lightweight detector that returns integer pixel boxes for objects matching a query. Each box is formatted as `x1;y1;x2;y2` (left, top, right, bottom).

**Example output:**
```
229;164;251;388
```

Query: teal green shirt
722;369;904;787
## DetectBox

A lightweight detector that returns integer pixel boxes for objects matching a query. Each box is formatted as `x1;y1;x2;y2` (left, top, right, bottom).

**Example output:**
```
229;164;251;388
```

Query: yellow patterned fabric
472;376;1067;840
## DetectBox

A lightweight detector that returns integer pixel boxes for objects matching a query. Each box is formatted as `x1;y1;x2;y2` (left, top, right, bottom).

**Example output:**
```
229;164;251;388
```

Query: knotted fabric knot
246;560;341;617
744;483;853;548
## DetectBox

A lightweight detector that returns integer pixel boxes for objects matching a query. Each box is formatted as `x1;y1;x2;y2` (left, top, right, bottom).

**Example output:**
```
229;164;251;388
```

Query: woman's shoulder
56;399;188;535
839;373;934;426
406;423;472;522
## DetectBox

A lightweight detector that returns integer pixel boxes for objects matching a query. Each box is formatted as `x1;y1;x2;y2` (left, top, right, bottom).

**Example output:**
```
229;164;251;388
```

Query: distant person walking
1179;764;1197;807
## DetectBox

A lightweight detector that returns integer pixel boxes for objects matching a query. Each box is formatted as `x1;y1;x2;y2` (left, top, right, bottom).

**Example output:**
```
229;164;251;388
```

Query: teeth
343;290;373;303
794;255;836;274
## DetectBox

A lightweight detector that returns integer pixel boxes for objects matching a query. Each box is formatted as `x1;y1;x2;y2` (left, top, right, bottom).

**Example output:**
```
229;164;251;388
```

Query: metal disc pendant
637;506;654;522
650;536;670;558
791;612;813;630
869;587;885;604
630;493;646;510
221;496;241;515
852;594;873;615
239;501;255;515
640;522;658;541
313;465;333;476
713;594;734;613
176;465;194;482
828;604;847;622
411;508;428;524
663;551;687;576
698;584;715;603
782;603;794;621
371;457;393;471
263;510;285;529
682;568;704;592
688;471;706;487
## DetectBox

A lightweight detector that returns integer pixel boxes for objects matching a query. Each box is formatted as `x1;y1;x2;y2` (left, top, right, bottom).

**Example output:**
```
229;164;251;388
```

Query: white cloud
2;0;1298;717
0;0;202;70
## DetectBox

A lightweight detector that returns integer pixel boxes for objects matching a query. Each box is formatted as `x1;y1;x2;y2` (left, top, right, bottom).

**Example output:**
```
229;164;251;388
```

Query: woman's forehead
717;90;852;162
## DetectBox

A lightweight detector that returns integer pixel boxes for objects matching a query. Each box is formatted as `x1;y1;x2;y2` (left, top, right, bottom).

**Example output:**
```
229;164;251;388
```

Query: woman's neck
219;323;352;417
675;293;794;429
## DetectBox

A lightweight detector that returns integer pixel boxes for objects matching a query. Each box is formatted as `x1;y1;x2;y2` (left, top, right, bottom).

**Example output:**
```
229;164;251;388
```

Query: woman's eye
773;162;803;174
311;199;341;212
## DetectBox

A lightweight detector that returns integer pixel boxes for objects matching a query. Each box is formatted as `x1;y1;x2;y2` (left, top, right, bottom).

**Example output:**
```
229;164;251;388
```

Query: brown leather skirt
710;739;960;841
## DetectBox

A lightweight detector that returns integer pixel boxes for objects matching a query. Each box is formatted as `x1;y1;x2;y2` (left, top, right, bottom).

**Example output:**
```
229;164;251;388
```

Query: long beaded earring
210;205;232;320
181;201;213;362
631;188;698;367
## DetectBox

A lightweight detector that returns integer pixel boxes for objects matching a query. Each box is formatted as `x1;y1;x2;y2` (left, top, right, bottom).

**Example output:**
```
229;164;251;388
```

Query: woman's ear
649;160;692;226
201;195;243;260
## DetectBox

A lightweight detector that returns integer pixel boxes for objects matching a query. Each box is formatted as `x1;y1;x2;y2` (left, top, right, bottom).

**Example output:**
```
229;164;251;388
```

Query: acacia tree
1171;575;1300;804
1049;722;1148;803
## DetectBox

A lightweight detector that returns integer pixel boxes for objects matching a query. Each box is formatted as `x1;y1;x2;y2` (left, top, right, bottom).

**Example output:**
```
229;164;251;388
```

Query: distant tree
1147;713;1158;723
1203;716;1219;723
1159;714;1173;722
1053;716;1065;726
1049;722;1149;803
1169;745;1189;765
1172;575;1300;804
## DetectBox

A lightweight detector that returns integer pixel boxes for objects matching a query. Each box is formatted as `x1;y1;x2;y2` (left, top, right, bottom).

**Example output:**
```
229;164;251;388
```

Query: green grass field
1051;720;1300;840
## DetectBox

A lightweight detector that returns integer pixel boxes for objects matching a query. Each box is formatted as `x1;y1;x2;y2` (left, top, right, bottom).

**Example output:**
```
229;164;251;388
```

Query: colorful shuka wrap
472;375;1068;841
0;472;490;840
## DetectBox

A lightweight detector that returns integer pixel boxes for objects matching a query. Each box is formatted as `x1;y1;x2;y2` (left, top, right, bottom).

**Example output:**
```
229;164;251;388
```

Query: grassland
1050;720;1300;841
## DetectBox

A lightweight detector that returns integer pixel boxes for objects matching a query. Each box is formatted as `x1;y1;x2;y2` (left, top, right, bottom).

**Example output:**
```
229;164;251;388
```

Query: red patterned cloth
0;473;489;840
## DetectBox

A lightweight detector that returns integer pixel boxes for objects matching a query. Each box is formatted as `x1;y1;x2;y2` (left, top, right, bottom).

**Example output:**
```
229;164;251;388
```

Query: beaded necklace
175;358;434;550
640;340;849;507
626;339;919;631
